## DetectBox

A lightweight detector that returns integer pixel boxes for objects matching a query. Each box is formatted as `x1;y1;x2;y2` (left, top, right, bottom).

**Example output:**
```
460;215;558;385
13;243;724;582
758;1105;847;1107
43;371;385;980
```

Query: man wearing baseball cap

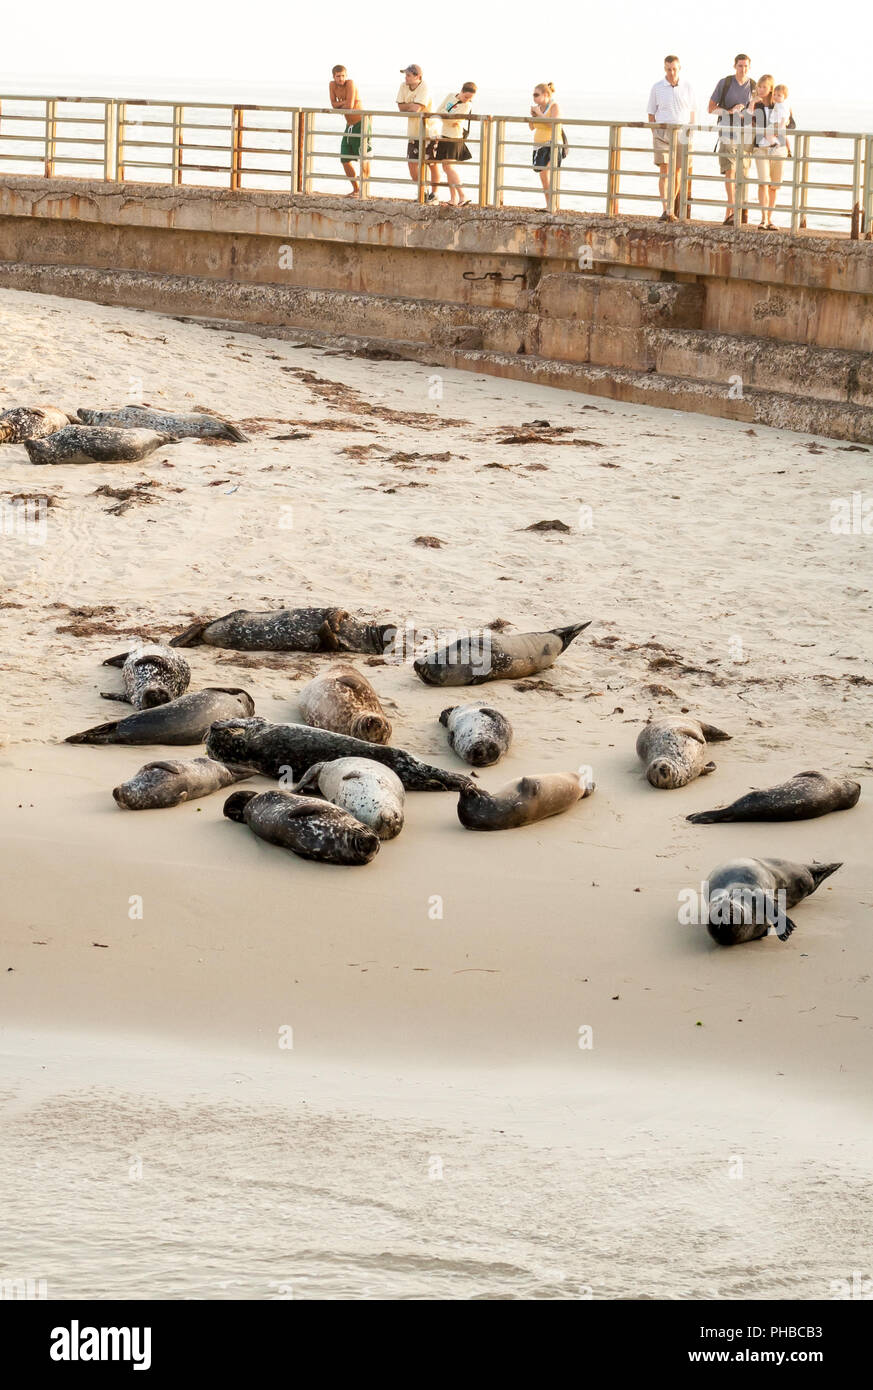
396;63;439;200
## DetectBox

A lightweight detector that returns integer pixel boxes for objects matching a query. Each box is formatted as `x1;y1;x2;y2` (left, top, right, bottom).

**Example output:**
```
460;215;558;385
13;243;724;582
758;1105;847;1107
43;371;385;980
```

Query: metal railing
0;95;870;237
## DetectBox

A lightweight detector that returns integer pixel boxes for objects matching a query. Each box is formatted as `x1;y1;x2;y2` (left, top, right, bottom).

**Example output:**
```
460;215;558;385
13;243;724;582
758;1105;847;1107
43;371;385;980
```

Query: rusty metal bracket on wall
462;271;526;283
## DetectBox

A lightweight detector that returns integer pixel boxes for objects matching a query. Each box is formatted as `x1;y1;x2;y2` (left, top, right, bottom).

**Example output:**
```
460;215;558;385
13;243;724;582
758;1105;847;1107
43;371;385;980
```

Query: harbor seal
101;643;191;709
413;621;591;687
24;425;176;465
113;757;249;809
223;788;380;865
439;704;513;766
293;757;406;839
76;406;248;442
66;687;255;745
0;405;74;442
704;857;842;945
457;770;593;830
297;664;391;744
170;607;393;654
688;771;861;824
205;718;473;791
637;717;732;789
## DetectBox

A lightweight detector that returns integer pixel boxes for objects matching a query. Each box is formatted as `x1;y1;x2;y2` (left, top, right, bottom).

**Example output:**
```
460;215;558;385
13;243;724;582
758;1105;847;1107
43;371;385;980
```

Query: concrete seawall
1;178;871;441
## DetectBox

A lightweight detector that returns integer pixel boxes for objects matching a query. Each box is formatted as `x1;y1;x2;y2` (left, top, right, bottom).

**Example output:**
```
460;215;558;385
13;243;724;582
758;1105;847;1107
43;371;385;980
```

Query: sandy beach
1;285;872;1300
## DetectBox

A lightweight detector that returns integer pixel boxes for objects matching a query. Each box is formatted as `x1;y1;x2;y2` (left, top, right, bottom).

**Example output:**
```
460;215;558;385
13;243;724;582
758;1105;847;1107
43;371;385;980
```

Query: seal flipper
809;861;842;890
223;790;258;822
220;421;249;442
170;620;209;647
698;722;732;742
700;761;717;776
438;707;457;727
686;805;729;823
776;916;798;942
102;651;130;668
99;690;129;702
552;621;592;651
290;763;325;795
317;618;343;652
66;719;122;745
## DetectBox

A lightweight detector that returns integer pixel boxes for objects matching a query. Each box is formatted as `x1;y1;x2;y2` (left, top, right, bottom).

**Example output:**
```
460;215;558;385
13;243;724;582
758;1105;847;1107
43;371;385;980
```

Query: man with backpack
708;54;755;226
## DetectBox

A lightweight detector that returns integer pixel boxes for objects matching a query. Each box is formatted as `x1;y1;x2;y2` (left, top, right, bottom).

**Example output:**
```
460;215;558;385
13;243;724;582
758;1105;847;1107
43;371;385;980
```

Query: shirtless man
329;64;370;196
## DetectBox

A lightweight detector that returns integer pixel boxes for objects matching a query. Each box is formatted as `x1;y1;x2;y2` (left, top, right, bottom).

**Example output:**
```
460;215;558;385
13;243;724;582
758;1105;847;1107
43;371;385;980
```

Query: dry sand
1;286;872;1299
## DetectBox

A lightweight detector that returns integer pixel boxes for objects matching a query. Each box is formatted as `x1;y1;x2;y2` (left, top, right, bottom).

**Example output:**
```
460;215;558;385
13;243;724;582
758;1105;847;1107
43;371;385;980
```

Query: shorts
434;138;472;162
651;123;678;165
340;120;372;161
532;144;564;169
718;139;753;176
407;139;439;162
754;146;788;186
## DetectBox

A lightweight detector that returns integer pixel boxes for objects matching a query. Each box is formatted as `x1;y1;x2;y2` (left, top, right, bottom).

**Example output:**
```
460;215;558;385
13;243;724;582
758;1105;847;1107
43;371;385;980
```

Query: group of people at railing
328;52;797;227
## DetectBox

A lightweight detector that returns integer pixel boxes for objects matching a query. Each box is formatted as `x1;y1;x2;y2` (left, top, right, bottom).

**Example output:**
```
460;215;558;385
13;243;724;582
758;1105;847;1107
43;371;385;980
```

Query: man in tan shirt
396;63;439;200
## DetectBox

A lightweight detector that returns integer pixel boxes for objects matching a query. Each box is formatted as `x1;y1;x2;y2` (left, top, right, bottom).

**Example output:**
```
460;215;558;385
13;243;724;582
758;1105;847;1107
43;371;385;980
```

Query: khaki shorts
755;146;788;187
718;139;753;176
651;123;676;165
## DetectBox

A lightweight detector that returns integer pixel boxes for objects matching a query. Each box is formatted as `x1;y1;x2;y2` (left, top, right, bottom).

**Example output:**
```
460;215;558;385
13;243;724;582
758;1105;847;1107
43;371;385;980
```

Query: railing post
864;135;873;236
171;104;183;185
44;98;57;178
547;120;558;213
116;101;128;181
850;135;862;239
230;105;243;191
799;133;809;230
493;118;505;207
735;129;747;226
477;115;491;206
417;112;427;203
358;112;370;200
293;109;303;193
303;109;314;193
679;125;692;219
666;125;678;219
607;124;621;215
789;131;803;235
103;100;118;182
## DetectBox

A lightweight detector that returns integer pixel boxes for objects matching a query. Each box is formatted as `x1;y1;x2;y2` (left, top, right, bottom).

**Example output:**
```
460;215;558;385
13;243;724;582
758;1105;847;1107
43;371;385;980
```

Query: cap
401;64;422;76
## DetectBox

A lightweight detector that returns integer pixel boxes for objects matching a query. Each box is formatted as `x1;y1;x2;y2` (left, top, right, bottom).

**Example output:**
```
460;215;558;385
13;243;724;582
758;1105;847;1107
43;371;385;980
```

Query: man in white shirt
647;55;696;221
396;63;439;201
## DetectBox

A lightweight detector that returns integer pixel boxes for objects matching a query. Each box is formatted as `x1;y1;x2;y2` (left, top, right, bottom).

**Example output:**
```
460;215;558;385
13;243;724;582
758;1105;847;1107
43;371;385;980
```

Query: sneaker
424;191;436;203
723;212;735;226
658;210;670;221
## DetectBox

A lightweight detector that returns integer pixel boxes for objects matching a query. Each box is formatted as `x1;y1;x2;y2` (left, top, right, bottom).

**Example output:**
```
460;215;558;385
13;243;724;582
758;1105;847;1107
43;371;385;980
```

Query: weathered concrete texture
649;329;873;408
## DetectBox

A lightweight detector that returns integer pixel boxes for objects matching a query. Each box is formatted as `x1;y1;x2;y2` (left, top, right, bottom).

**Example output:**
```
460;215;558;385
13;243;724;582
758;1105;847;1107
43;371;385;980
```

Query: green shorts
340;120;371;161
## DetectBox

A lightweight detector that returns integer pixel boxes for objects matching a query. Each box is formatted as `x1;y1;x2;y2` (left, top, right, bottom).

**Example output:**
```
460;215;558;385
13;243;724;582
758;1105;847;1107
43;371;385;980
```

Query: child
754;81;791;228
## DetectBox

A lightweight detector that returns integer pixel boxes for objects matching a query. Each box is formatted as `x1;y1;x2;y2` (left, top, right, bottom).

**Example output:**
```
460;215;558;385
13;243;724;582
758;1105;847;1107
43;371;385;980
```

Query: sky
1;0;871;122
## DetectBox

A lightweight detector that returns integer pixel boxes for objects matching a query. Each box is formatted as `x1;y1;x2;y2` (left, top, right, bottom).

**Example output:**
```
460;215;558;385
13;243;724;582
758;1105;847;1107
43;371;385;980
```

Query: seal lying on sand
704;857;842;945
688;771;861;824
170;607;393;654
413;622;591;686
206;718;472;790
457;771;593;830
293;758;406;839
76;406;248;442
113;757;248;809
66;688;255;745
24;425;176;465
637;716;732;789
224;789;380;865
297;664;391;744
101;644;191;709
0;405;74;442
440;704;513;766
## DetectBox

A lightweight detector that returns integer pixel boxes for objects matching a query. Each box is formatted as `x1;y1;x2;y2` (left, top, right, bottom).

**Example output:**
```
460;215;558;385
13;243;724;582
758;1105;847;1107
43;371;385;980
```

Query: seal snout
140;686;170;709
470;740;501;767
352;712;392;745
647;758;679;789
223;789;257;823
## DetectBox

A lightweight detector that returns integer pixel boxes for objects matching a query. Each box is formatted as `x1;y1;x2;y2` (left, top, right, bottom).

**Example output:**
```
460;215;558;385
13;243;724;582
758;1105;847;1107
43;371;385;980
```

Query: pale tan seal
297;664;391;744
293;757;406;839
414;621;591;687
636;716;732;789
457;771;594;830
0;405;74;442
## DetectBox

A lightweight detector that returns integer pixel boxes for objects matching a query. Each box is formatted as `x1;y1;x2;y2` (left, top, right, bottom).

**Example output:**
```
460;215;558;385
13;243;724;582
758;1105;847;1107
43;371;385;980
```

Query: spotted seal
704;858;842;945
297;664;391;744
223;788;380;865
76;406;248;442
292;757;406;839
457;770;594;830
113;757;249;809
688;771;861;824
439;704;513;766
413;621;591;687
66;688;255;745
637;716;732;789
170;607;393;654
0;405;74;442
24;425;177;465
205;717;472;790
101;643;191;709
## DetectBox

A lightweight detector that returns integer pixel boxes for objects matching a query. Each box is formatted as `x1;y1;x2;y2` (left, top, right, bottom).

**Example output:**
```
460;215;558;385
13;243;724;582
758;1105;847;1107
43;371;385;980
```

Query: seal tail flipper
65;719;122;744
698;722;732;742
170;620;209;647
221;421;249;442
686;807;729;824
553;621;592;651
700;761;717;776
317;618;343;652
809;861;843;890
290;764;323;795
776;915;798;942
102;651;130;668
223;790;258;822
439;707;457;727
99;690;129;702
